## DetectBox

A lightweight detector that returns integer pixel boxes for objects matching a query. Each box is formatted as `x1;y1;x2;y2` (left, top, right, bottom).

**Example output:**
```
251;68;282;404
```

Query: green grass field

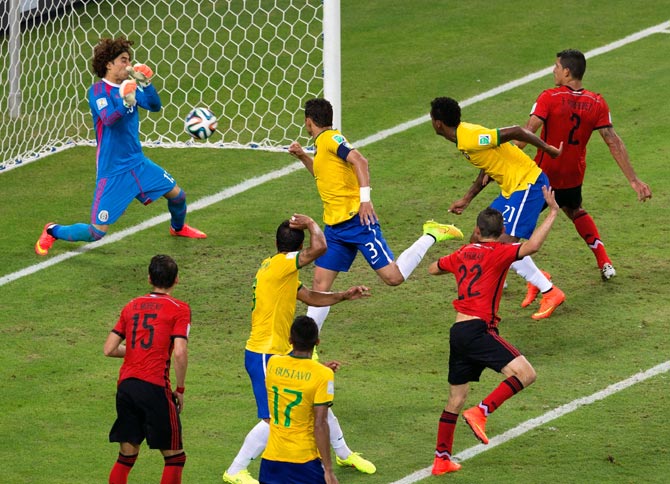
1;1;669;483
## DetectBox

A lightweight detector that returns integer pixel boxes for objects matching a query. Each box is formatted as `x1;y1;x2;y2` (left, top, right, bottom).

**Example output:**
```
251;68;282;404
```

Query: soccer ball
185;107;217;140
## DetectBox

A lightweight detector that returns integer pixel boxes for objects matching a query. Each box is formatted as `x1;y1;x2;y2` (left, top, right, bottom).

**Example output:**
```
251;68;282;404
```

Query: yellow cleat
222;469;258;484
336;452;376;474
423;220;463;242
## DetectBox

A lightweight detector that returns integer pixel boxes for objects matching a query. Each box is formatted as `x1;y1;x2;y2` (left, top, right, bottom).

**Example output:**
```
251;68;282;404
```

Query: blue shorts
90;158;176;225
489;172;549;240
259;458;326;484
245;350;275;419
316;216;395;272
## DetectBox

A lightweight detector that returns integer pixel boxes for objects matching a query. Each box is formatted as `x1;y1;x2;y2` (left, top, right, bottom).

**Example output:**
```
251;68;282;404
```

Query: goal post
0;0;341;172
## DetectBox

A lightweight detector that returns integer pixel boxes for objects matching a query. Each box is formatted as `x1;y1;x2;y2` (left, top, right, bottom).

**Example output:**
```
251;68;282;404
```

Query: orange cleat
520;270;551;308
531;286;565;320
170;224;207;239
432;457;462;475
463;406;489;445
35;223;57;256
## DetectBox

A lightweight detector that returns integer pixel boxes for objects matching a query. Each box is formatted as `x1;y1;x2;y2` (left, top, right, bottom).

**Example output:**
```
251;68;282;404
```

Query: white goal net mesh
0;0;323;171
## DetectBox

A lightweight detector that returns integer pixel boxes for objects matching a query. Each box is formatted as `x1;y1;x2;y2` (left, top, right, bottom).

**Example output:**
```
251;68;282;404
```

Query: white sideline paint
390;360;670;484
1;20;668;289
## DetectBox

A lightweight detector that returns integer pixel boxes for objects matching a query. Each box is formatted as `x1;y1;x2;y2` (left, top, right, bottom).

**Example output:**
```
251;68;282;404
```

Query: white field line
389;360;670;484
2;20;668;289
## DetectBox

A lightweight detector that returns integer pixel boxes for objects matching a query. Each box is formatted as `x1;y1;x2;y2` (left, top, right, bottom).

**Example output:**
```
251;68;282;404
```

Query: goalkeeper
35;36;206;256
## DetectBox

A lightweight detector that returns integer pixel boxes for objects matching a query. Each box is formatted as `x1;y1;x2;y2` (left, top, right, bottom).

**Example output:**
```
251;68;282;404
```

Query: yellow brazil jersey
245;252;302;355
313;129;360;226
456;122;542;198
263;354;334;463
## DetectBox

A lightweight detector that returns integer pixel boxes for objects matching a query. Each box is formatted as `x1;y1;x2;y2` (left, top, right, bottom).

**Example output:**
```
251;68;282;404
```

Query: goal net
0;0;326;172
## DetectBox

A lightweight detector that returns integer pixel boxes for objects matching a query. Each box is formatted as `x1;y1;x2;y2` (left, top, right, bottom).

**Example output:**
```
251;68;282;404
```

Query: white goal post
0;0;341;172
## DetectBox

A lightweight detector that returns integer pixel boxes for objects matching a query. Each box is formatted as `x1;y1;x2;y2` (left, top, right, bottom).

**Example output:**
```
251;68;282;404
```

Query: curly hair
91;36;133;78
430;97;461;128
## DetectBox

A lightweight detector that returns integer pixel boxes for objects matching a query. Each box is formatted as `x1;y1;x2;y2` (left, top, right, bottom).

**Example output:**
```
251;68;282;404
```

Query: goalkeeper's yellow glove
126;63;153;89
119;79;137;108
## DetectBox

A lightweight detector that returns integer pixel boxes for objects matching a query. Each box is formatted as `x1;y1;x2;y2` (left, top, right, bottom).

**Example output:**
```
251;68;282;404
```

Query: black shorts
109;378;183;450
448;319;521;385
549;185;583;211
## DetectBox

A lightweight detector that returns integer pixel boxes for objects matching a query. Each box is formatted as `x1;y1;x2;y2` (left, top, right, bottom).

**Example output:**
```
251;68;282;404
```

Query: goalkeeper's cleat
170;224;207;239
531;286;565;320
35;223;57;256
336;452;376;474
432;456;462;475
521;270;551;308
311;345;319;361
222;469;258;484
601;263;616;281
119;79;137;108
463;406;489;445
423;220;464;242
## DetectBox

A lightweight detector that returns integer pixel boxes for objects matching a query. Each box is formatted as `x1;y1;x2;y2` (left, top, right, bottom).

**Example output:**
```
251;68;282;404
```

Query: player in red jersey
428;186;560;475
518;49;651;283
104;254;189;484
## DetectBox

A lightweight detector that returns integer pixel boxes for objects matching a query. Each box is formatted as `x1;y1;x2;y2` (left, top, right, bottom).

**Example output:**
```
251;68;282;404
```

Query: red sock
160;452;186;484
435;410;459;459
573;211;611;268
109;453;137;484
480;376;524;415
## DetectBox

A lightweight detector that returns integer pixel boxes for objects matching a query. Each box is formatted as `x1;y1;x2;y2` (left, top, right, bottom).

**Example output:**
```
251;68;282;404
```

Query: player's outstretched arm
290;214;327;267
519;186;560;258
599;127;652;202
449;169;488;214
288;141;315;175
346;150;378;226
500;125;562;158
297;285;370;307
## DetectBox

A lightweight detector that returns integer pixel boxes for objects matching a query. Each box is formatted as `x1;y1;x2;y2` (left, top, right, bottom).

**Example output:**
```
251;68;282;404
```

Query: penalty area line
389;360;670;484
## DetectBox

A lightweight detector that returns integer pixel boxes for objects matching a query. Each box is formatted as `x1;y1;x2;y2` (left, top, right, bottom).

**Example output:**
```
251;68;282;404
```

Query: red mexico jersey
112;293;191;388
437;242;521;326
530;86;612;188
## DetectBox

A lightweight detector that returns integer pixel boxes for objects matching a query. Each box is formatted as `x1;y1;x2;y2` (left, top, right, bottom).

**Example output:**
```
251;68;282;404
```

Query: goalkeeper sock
226;420;269;475
167;189;187;231
109;452;137;484
396;234;435;280
52;223;106;242
160;452;186;484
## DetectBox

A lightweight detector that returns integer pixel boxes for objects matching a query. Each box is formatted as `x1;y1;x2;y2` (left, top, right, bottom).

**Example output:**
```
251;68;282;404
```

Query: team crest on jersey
478;134;491;145
96;98;108;110
98;210;109;222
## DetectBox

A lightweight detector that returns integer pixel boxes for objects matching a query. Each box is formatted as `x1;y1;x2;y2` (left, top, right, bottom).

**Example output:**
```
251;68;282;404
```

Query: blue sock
168;189;187;231
52;223;106;242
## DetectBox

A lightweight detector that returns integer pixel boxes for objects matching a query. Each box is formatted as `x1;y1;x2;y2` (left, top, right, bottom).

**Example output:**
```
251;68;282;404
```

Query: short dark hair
276;220;305;252
305;98;333;128
476;208;504;238
290;315;319;351
148;254;178;289
430;97;461;127
91;36;133;78
557;49;586;80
